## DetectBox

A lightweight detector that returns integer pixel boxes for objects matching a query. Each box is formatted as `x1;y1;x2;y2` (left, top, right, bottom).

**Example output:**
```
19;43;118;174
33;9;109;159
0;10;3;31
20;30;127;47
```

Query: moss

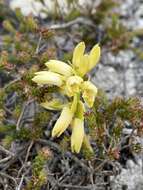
25;148;52;190
13;104;22;119
32;153;47;176
3;20;16;33
85;92;143;160
59;136;70;152
2;135;14;148
0;89;6;108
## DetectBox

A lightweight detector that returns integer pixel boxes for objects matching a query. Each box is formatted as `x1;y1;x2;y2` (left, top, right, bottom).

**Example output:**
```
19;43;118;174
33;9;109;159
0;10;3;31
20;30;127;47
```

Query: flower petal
88;44;100;71
52;106;73;137
71;118;84;153
82;81;98;108
72;42;85;69
41;99;67;111
77;54;89;76
45;60;73;77
32;71;63;86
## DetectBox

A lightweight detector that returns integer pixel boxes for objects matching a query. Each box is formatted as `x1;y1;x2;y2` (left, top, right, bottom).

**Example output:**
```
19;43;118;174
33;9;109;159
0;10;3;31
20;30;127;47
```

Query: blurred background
10;0;143;97
0;0;143;99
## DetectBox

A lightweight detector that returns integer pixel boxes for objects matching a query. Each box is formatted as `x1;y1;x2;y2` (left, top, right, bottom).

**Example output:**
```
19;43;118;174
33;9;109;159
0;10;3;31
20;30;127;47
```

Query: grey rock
91;65;123;98
110;158;143;190
91;50;138;98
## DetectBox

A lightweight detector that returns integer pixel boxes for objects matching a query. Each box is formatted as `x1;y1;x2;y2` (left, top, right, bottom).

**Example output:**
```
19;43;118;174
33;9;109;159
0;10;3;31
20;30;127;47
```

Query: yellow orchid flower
41;99;68;111
82;81;98;108
32;71;64;86
71;101;85;153
72;42;100;76
52;106;73;137
77;54;89;77
51;95;78;137
88;44;100;72
66;76;83;96
71;118;84;153
32;41;101;153
72;42;85;69
45;60;73;77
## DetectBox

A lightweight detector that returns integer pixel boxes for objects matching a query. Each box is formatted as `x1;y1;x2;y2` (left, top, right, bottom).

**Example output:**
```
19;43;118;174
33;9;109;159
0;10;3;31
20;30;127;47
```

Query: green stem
71;93;80;113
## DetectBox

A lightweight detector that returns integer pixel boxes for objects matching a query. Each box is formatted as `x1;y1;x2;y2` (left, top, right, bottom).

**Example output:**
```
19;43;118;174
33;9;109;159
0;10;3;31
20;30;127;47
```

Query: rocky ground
1;0;143;189
10;0;143;98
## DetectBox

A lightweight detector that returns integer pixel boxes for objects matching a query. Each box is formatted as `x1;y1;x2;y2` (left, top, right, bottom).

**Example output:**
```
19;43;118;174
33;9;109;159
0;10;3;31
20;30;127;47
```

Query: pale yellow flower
45;60;73;77
41;99;67;110
32;41;101;153
72;42;100;76
88;44;100;72
77;54;89;77
82;81;98;108
52;106;73;137
32;71;63;86
71;118;84;153
66;76;83;96
72;42;85;69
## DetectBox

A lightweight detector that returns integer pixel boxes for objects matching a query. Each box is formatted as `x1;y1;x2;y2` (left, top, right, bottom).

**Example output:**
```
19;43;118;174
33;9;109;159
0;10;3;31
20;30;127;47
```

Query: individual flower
32;71;64;86
71;101;85;153
82;81;98;108
52;106;73;137
72;42;100;77
45;60;73;77
40;99;67;110
88;44;101;72
72;42;85;70
71;118;84;153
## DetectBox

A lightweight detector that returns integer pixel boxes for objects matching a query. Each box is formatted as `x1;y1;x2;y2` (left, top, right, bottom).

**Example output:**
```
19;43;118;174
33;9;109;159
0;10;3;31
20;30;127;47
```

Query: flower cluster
32;42;100;153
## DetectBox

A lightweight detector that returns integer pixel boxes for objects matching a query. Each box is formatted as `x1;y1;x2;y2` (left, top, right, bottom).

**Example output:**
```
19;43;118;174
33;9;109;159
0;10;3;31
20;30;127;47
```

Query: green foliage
0;108;50;147
92;0;118;24
26;169;47;189
60;136;70;152
85;91;143;160
25;148;52;190
0;89;6;108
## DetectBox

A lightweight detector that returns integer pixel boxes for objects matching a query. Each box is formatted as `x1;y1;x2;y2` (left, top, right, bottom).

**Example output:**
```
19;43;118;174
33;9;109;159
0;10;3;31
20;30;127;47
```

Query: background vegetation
0;0;143;189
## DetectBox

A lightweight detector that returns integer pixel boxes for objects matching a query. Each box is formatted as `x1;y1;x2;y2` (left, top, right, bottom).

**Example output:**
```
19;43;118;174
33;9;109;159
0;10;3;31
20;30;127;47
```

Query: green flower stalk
32;42;101;153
